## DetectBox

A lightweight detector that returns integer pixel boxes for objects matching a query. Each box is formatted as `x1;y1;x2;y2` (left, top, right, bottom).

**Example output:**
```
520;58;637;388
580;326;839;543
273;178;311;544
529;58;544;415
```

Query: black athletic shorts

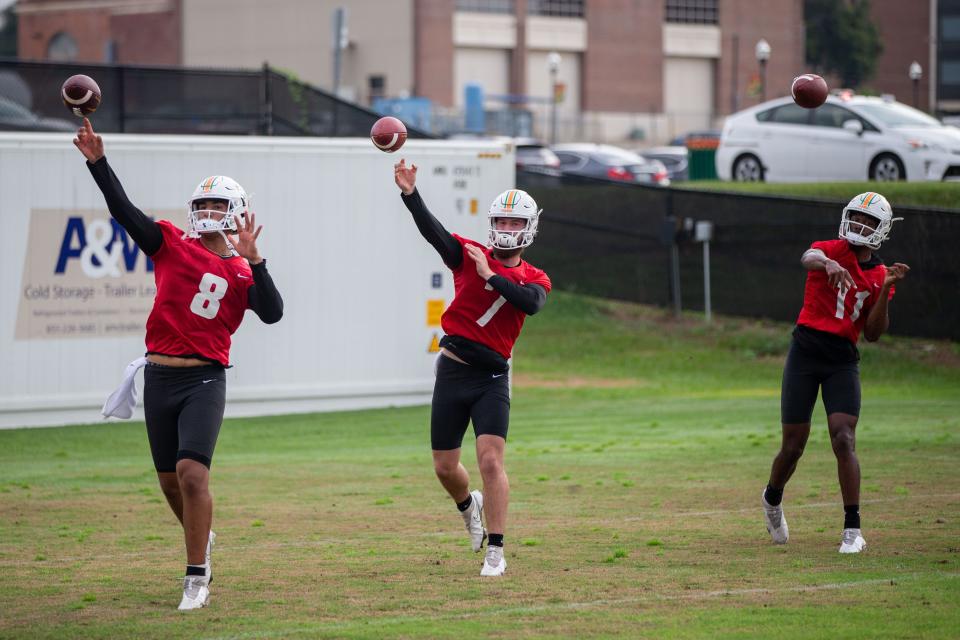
143;363;227;472
431;354;510;450
780;326;861;424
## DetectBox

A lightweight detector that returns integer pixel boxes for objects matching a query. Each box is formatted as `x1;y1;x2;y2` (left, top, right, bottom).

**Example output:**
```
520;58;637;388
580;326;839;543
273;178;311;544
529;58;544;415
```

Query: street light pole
909;61;923;109
547;51;561;145
755;39;771;102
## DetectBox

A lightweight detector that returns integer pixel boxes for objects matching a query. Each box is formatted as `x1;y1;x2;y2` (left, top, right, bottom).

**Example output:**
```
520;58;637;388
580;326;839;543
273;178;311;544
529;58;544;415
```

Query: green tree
0;4;17;58
805;0;883;88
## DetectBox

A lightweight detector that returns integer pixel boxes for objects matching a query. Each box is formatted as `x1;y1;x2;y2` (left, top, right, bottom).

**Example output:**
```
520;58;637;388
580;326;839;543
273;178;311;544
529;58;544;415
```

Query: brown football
370;116;407;153
61;74;102;117
791;74;828;109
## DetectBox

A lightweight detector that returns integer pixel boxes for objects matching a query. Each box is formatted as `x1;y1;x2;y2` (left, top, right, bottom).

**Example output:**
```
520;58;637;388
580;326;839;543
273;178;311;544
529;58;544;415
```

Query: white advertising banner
0;133;514;428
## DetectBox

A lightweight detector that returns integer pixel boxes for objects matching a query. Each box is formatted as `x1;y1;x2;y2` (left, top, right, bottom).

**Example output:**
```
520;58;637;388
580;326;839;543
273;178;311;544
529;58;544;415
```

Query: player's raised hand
884;262;910;287
465;244;495;281
232;211;263;264
825;260;855;290
73;117;104;163
394;159;417;195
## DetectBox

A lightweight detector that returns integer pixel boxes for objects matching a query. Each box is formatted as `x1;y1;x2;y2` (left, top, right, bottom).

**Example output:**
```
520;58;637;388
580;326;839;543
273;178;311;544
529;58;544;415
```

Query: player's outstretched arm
863;262;909;342
75;118;163;256
395;159;462;268
801;248;855;290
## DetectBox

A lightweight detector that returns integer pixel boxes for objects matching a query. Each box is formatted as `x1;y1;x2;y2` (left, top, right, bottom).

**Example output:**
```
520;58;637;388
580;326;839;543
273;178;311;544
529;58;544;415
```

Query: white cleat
839;528;866;554
461;490;486;552
480;545;506;577
177;575;210;611
206;530;216;582
762;492;789;544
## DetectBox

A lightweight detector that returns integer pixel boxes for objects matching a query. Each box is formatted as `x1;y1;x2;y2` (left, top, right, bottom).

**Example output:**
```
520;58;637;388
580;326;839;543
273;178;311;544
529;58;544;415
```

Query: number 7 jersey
442;235;552;359
145;220;255;366
796;239;893;344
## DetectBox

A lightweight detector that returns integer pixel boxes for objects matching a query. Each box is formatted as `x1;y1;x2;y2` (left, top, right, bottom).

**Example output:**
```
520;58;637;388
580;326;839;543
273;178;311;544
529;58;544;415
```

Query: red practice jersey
796;239;893;344
442;234;552;359
145;221;254;365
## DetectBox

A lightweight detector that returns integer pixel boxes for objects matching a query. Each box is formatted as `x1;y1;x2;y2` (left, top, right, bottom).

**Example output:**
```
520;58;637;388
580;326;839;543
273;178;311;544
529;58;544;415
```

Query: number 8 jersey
145;220;255;366
796;239;894;345
442;234;552;359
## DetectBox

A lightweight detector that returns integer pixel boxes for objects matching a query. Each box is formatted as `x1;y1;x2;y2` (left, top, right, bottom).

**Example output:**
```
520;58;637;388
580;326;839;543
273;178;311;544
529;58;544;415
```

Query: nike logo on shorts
203;379;216;384
492;373;505;378
237;274;250;279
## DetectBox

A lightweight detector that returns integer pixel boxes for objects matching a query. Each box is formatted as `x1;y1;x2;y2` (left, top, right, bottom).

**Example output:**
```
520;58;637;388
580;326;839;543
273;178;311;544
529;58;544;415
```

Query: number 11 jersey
441;234;552;360
796;239;893;345
145;220;255;366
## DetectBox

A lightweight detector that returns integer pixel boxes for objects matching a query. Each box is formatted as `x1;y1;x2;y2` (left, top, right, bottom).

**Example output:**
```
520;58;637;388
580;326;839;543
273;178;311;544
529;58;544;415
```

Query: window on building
529;0;584;17
368;75;386;105
456;0;514;13
47;31;78;61
665;0;718;25
942;16;960;41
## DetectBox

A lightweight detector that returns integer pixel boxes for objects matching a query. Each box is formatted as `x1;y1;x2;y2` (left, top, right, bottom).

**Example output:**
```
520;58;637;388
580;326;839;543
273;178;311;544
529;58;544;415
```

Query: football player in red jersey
74;118;283;609
394;159;551;576
761;192;908;554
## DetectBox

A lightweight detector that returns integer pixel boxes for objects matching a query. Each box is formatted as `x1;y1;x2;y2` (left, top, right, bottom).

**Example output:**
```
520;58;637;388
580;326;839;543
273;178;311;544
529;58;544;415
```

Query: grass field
1;292;958;639
680;180;960;210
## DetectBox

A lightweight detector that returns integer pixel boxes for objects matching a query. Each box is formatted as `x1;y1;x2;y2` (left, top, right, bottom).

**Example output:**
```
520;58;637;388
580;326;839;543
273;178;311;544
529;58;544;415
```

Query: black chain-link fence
519;171;959;341
0;58;432;138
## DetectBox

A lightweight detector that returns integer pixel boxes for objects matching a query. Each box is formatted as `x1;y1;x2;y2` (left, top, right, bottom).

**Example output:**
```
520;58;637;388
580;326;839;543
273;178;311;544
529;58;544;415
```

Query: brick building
14;0;808;143
16;0;181;66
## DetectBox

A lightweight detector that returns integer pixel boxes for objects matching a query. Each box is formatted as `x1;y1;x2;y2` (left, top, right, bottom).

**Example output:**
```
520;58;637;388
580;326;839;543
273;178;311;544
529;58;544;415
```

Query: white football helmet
186;175;248;237
487;189;542;250
839;192;901;250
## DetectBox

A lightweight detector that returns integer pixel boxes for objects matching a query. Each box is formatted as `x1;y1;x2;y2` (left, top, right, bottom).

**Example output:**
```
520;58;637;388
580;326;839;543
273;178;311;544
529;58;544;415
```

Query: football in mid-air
791;74;828;109
61;74;102;117
370;116;407;153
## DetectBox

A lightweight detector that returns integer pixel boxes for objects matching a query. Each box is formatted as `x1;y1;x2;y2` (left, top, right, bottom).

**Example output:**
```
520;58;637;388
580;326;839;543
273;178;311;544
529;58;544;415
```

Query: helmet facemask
185;176;249;238
487;189;542;250
188;200;241;236
838;192;900;250
488;214;540;250
839;211;889;250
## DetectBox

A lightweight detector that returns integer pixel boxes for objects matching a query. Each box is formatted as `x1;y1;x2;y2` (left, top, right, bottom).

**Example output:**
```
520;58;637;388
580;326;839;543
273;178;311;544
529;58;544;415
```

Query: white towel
101;356;149;419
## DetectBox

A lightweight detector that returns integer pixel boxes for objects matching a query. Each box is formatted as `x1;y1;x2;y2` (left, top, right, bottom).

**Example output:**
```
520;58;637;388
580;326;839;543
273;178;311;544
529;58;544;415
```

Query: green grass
681;180;960;210
0;292;958;639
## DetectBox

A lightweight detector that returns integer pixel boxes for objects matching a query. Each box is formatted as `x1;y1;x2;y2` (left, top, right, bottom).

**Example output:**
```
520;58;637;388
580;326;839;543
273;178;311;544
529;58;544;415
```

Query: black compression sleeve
87;156;163;256
247;261;284;324
400;188;462;268
486;276;547;316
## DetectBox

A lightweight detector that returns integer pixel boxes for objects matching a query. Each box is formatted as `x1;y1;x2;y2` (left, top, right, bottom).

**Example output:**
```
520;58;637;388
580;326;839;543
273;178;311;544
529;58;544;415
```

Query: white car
716;94;960;182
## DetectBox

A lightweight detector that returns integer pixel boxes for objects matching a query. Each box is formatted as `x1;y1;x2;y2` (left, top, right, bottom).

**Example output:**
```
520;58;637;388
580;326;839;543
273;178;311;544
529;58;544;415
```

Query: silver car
552;143;671;186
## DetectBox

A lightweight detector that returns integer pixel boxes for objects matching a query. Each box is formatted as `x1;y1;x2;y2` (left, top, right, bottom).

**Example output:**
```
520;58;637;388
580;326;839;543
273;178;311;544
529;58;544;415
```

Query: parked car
446;134;562;176
0;96;76;132
551;143;670;186
515;138;562;175
637;145;688;181
716;94;960;182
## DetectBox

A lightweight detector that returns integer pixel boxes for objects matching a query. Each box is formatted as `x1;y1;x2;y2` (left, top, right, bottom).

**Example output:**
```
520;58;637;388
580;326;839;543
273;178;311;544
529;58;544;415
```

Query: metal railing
518;170;959;341
0;58;433;139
